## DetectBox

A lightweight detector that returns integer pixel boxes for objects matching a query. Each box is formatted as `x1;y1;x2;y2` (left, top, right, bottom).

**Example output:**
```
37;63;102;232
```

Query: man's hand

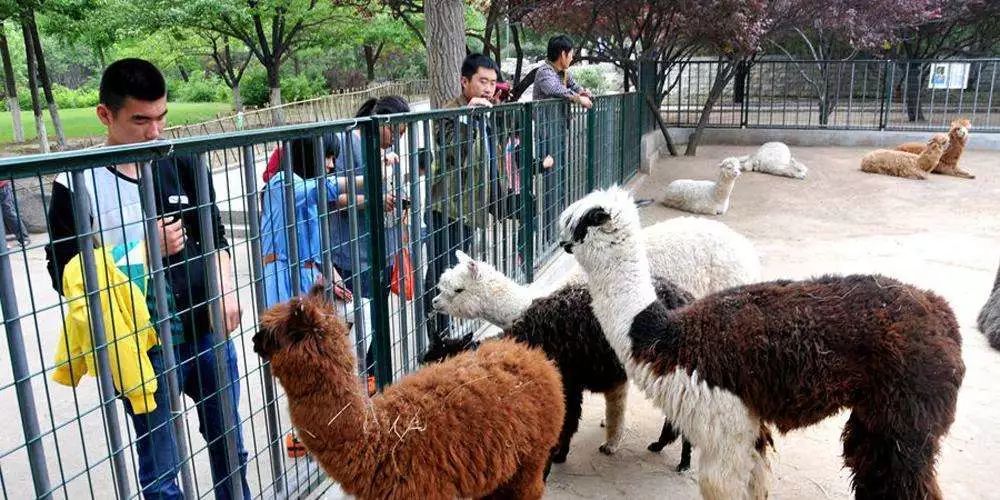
221;291;242;336
576;95;594;109
580;88;593;98
384;193;396;212
468;97;494;108
157;217;185;256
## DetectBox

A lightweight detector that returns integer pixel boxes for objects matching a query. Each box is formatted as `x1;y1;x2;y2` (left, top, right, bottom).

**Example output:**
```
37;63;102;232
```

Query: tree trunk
0;23;24;143
904;62;926;122
232;82;243;113
28;12;66;148
268;63;284;124
511;23;524;85
178;65;190;83
19;11;48;153
425;0;466;108
685;62;736;156
363;45;377;82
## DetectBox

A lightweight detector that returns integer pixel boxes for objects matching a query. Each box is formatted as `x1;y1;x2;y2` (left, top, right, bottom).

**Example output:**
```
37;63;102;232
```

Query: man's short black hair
461;53;499;80
99;58;166;113
547;35;575;62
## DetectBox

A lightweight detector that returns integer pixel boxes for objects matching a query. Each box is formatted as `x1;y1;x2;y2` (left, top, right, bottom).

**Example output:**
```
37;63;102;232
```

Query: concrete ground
542;144;1000;499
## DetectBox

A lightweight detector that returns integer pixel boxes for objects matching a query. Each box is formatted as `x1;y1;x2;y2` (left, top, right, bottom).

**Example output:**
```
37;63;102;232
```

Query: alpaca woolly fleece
254;288;565;499
897;119;975;179
861;134;948;180
559;186;965;500
979;261;1000;350
661;157;741;215
564;216;761;299
738;142;808;179
430;253;695;465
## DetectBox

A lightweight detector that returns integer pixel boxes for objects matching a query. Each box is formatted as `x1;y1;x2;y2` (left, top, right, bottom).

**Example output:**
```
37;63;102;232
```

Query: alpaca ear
456;250;472;264
466;259;480;279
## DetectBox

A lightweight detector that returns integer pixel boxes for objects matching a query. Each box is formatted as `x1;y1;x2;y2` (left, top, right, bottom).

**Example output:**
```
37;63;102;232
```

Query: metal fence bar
69;170;133;499
192;153;243;497
239;144;286;495
137;160;197;498
0;212;53;500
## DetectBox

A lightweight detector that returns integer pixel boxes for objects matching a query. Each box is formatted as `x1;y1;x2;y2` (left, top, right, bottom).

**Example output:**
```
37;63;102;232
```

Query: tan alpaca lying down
861;134;948;180
896;119;975;179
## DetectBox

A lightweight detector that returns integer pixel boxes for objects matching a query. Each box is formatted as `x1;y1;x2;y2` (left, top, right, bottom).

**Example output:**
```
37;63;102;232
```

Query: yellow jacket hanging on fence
52;246;160;414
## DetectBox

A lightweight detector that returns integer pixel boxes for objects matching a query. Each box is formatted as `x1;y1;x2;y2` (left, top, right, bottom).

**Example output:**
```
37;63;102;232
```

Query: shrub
173;74;231;103
569;66;610;96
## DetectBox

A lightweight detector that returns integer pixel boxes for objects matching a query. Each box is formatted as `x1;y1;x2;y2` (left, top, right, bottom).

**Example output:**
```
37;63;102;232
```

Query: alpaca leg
648;418;680;452
600;382;628;455
678;438;693;472
481;455;548;500
748;427;773;500
842;411;944;500
904;167;929;180
697;441;756;500
552;385;583;463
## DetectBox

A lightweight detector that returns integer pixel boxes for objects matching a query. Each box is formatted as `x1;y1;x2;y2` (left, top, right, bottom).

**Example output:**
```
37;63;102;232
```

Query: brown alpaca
896;119;975;179
861;134;948;180
254;288;565;500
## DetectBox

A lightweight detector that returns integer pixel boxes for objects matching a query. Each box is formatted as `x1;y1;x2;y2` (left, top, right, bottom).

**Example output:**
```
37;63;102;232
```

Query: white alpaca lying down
739;142;808;179
660;157;741;215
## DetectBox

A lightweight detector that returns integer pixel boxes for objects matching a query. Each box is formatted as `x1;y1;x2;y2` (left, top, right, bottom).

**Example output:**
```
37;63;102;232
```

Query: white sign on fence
928;63;970;90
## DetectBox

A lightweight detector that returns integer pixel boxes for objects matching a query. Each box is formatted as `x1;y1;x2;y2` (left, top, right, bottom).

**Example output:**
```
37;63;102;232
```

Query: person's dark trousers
124;335;251;500
422;209;474;348
0;182;29;245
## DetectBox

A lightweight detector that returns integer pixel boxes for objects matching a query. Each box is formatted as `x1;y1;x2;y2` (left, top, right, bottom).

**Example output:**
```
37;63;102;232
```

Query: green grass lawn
0;102;232;144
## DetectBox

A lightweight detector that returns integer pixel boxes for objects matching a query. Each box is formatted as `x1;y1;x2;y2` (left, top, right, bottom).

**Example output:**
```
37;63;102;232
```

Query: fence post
740;62;751;128
363;117;393;389
69;171;133;499
239;145;287;495
520;102;536;282
138;160;197;498
586;105;597;192
879;59;893;131
0;214;52;500
192;153;243;498
619;95;628;183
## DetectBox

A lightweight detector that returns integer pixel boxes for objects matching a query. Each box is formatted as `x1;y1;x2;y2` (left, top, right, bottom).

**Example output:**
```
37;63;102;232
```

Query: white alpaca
660;157;741;215
563;216;760;299
738;142;808;179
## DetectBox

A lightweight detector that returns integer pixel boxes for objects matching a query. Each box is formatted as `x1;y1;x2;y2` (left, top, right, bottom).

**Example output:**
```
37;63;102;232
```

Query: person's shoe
285;432;308;458
18;237;30;247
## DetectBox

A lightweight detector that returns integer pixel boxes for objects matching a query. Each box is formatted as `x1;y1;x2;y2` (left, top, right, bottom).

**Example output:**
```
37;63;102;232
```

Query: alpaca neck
583;236;658;357
277;338;371;465
939;134;967;163
481;274;540;329
713;174;737;203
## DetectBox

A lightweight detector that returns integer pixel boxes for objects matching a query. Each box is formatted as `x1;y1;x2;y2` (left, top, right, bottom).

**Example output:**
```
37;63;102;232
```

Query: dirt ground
542;144;1000;499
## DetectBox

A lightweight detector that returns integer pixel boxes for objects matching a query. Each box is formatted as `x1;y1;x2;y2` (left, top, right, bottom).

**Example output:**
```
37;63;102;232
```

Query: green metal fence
0;92;640;499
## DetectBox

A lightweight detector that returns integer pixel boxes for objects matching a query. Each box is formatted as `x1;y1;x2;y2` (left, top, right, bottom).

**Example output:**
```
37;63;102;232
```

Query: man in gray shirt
533;35;593;245
532;35;593;108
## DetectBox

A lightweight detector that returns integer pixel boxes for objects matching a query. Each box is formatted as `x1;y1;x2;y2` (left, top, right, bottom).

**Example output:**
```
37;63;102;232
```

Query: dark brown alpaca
254;288;565;499
561;188;966;499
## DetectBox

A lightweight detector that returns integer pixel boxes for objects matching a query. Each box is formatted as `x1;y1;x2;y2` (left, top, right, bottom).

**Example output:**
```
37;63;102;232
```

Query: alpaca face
720;157;742;179
558;186;642;273
432;251;497;319
254;285;347;361
927;134;949;153
950;119;971;140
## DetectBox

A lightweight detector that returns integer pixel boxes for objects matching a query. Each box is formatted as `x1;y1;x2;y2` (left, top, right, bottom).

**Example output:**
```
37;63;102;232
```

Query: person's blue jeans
123;335;250;500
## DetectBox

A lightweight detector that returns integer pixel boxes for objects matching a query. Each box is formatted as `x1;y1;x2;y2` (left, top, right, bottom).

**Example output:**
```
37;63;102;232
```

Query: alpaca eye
454;288;465;294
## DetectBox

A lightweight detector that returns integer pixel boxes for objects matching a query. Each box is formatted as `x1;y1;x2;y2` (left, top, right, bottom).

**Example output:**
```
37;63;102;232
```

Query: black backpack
508;68;538;102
